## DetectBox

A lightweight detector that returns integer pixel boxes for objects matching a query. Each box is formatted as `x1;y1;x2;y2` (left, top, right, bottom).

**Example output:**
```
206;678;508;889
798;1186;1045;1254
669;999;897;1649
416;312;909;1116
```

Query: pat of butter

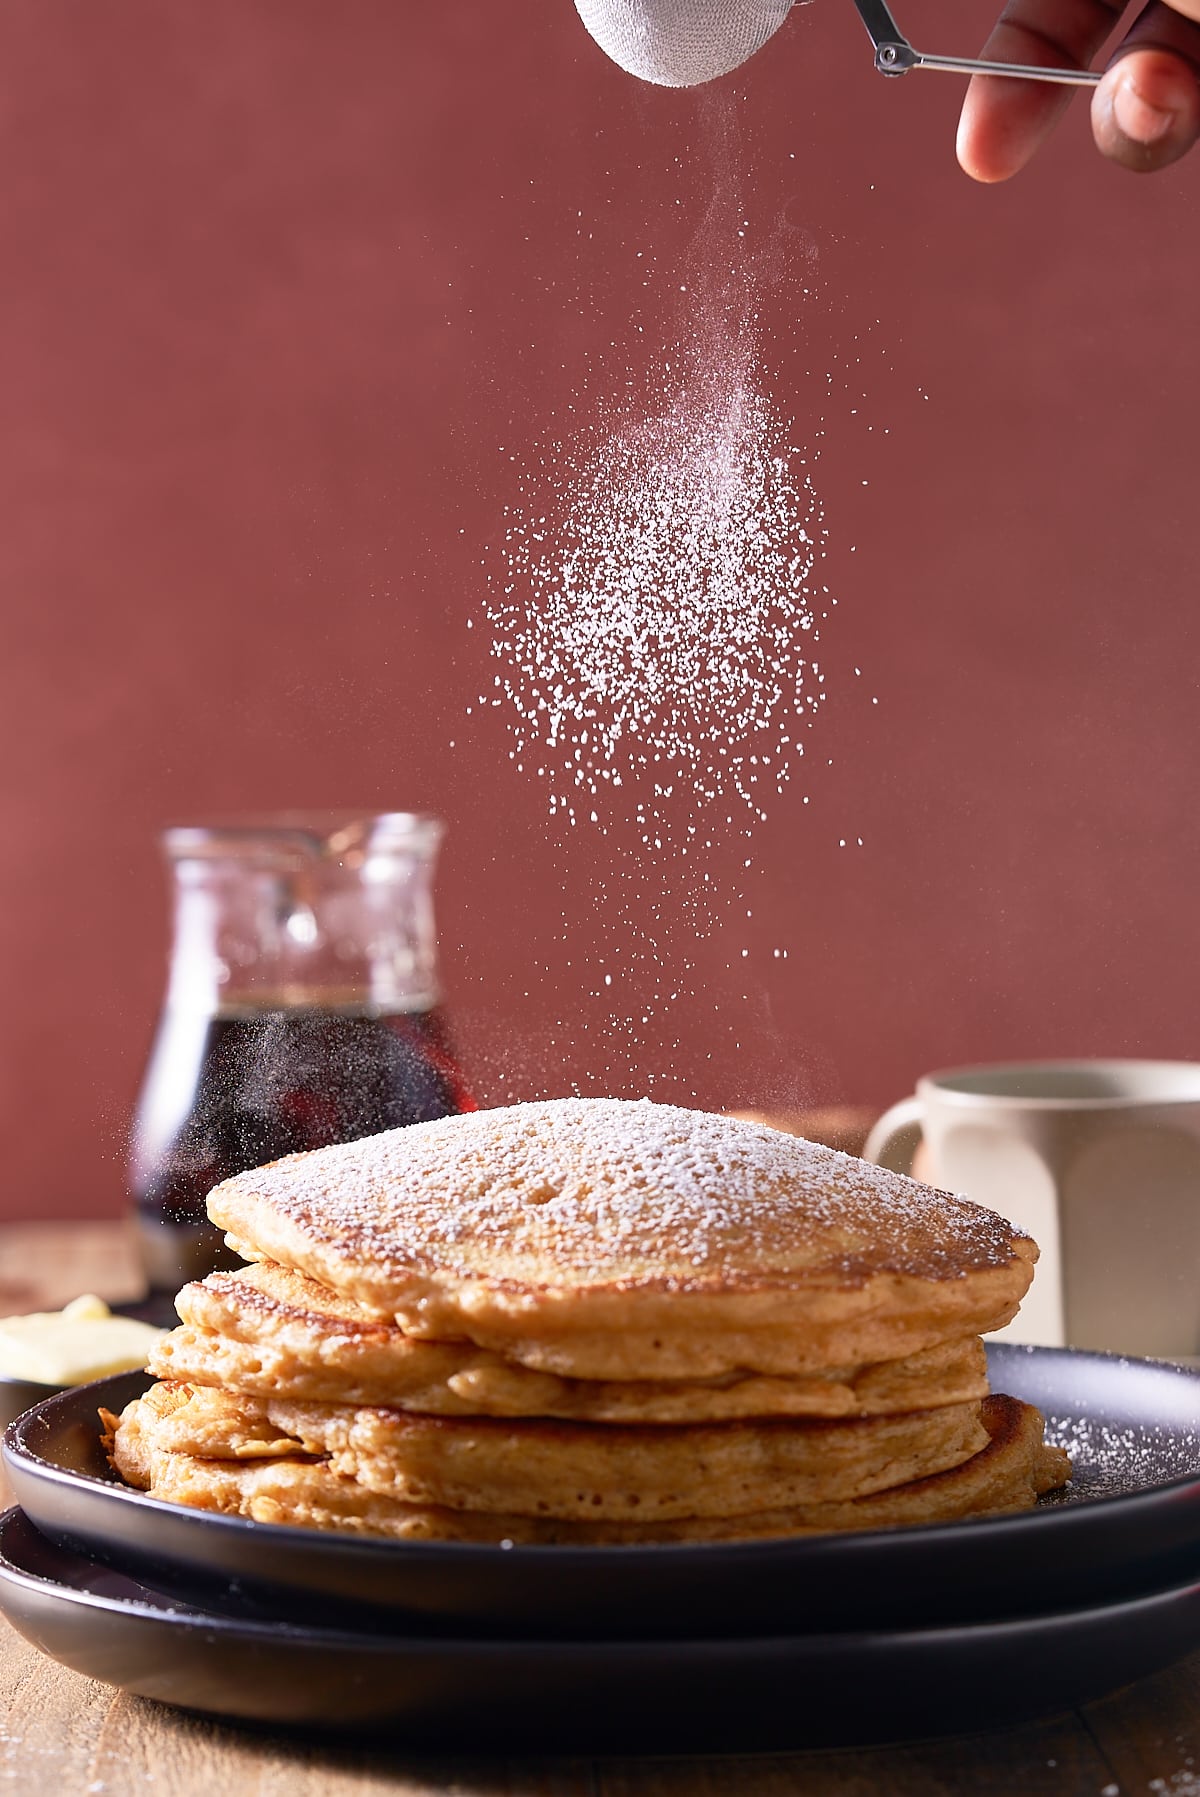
0;1294;165;1386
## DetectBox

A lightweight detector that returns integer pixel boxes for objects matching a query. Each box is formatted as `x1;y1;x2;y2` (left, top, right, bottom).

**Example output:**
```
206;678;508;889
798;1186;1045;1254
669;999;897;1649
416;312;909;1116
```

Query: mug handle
862;1096;924;1175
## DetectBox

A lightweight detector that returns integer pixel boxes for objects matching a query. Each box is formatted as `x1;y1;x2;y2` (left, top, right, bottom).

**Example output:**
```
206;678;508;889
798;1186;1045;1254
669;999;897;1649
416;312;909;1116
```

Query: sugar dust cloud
472;99;850;1095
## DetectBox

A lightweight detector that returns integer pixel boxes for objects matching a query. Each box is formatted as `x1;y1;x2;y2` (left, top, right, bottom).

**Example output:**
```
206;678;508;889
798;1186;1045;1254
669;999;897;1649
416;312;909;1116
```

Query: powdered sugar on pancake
208;1099;1031;1291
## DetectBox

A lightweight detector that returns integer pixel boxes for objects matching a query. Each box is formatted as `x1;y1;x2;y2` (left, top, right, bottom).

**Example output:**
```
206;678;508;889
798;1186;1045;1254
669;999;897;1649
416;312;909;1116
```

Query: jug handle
862;1097;924;1175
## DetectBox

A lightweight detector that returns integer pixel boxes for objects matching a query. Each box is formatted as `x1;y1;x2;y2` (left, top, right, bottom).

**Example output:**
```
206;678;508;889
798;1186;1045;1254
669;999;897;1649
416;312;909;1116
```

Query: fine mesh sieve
573;0;1103;87
573;0;794;85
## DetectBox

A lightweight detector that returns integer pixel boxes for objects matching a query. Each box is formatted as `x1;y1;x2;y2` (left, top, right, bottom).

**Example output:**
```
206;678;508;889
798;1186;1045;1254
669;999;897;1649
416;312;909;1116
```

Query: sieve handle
878;44;1102;82
851;0;1102;84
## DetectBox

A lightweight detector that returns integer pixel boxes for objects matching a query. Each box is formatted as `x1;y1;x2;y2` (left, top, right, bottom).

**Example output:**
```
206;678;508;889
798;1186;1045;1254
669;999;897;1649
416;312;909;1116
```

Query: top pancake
207;1100;1035;1380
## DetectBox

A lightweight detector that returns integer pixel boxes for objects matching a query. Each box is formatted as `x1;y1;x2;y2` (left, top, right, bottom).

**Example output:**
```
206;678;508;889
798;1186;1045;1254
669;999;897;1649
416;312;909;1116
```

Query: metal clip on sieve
851;0;1101;83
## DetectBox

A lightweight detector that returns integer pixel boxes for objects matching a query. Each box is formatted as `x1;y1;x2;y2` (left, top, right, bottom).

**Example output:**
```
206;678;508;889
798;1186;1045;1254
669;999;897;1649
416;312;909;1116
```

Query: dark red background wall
2;1;1198;1222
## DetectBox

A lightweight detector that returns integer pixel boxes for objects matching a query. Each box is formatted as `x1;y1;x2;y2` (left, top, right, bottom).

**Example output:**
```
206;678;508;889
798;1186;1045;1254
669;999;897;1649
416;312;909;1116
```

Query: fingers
956;0;1200;179
1091;6;1200;171
1149;0;1200;21
956;0;1124;180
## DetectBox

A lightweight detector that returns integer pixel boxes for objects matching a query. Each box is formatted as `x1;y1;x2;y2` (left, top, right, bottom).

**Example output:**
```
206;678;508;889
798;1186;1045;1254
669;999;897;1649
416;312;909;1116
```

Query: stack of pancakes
106;1099;1069;1542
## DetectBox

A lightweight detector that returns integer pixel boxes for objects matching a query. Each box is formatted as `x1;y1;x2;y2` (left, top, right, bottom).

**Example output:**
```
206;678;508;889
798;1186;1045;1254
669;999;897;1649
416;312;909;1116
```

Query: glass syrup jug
130;813;474;1297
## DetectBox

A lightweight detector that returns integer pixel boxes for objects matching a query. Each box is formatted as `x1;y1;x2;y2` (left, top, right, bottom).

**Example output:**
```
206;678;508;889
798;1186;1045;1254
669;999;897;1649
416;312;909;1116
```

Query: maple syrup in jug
131;815;474;1296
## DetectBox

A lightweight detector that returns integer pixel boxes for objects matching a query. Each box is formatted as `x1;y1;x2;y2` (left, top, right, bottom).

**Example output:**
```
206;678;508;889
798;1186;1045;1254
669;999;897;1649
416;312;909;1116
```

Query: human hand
956;0;1200;179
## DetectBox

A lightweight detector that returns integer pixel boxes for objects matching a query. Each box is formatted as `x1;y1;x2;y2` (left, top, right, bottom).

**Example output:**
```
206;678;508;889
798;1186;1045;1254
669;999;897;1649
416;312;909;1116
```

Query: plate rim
1;1501;1197;1651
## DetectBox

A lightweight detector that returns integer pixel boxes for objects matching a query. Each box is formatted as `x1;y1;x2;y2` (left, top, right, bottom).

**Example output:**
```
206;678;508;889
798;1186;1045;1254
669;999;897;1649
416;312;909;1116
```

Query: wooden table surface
1;1219;1198;1797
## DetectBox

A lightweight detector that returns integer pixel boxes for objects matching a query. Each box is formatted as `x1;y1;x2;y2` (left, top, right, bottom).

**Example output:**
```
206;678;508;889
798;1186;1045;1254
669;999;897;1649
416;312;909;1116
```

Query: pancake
107;1102;1068;1542
124;1380;991;1517
104;1391;1070;1542
153;1262;991;1421
206;1099;1037;1380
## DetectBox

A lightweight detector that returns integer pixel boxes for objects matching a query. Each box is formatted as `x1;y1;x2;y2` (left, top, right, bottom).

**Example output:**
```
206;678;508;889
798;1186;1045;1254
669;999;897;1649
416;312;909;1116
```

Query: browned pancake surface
107;1390;1069;1542
133;1380;990;1517
154;1262;991;1420
206;1100;1036;1378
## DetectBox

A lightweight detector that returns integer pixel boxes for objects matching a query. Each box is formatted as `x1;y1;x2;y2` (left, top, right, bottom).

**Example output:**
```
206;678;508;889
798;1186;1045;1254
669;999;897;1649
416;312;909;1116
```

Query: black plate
6;1345;1200;1640
0;1505;1196;1752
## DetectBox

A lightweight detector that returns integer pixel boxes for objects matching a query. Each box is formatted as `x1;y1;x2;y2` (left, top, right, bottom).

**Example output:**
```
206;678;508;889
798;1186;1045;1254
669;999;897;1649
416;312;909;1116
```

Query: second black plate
0;1506;1197;1751
6;1344;1200;1639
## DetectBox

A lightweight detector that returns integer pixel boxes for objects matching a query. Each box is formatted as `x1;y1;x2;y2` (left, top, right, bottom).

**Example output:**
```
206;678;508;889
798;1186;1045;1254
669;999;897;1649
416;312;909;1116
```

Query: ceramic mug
862;1059;1200;1357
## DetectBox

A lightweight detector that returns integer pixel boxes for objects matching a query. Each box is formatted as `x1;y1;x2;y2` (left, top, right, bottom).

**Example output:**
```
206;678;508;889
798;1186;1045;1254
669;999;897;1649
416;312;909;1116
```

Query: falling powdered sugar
464;98;859;1089
483;319;830;843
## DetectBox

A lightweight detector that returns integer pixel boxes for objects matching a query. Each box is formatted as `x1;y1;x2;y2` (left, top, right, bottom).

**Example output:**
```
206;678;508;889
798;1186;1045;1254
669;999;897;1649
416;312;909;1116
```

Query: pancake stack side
106;1099;1070;1542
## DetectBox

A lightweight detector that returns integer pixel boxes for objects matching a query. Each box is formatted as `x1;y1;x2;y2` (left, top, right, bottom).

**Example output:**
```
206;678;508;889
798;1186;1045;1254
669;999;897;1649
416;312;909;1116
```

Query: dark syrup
131;1006;474;1294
